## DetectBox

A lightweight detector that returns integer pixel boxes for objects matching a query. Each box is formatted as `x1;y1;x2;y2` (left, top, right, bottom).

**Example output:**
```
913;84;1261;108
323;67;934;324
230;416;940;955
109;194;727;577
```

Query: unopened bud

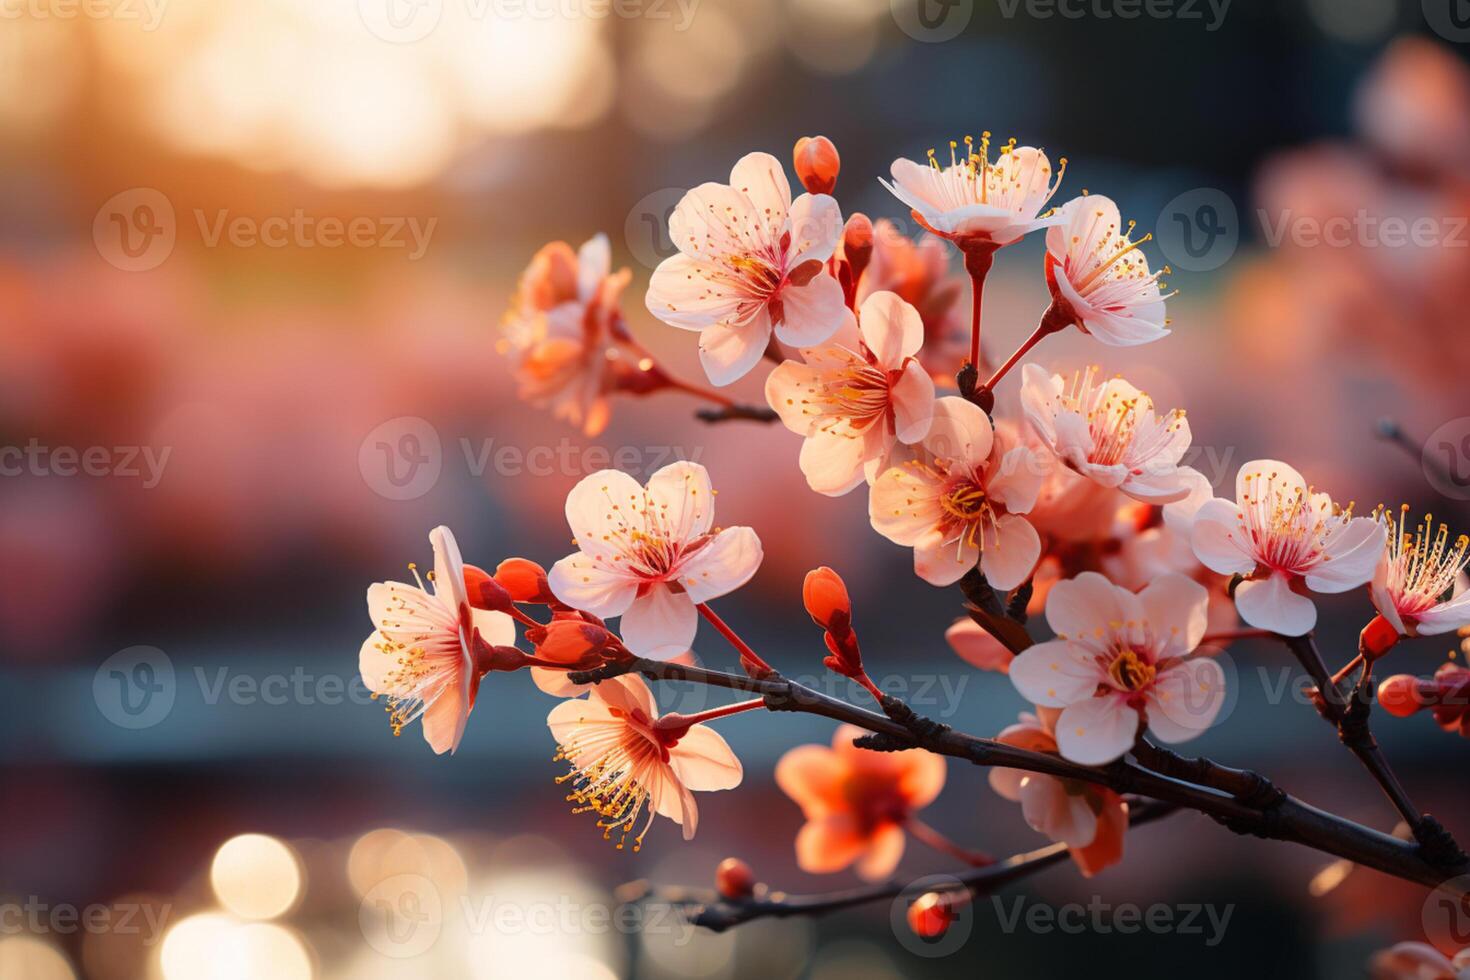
1360;614;1401;659
464;564;514;613
495;557;553;603
715;857;756;900
907;892;955;939
793;135;840;195
533;619;612;666
803;566;851;633
1378;674;1424;718
841;213;874;288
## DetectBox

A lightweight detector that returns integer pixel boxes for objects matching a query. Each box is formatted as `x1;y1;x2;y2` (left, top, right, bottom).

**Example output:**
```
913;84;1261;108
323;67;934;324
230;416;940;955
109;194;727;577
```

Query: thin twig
625;800;1178;932
693;404;779;424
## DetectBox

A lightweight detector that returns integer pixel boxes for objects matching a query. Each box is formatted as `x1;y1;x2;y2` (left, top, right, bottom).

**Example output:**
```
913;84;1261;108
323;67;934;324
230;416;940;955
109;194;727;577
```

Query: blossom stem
697;603;775;675
507;606;544;629
659;698;766;729
1200;628;1277;645
904;817;993;867
962;244;997;371
978;303;1069;393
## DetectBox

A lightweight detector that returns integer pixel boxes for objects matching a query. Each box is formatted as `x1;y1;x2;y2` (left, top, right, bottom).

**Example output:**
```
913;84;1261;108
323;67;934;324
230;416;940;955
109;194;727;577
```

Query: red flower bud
715;858;756;900
495;557;552;603
907;892;956;939
533;619;612;666
840;213;874;293
464;564;514;613
803;566;851;633
793;135;840;195
1360;614;1401;660
1377;674;1424;718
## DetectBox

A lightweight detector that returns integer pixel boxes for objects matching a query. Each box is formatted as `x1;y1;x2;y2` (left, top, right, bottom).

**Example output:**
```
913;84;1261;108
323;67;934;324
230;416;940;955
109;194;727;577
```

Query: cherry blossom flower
500;234;631;436
1043;195;1171;346
1189;460;1386;636
775;723;946;880
360;526;516;755
869;396;1045;588
548;462;762;659
1020;364;1196;504
646;152;847;386
548;674;742;848
1370;507;1470;638
989;708;1129;877
880;134;1065;247
1368;941;1470;980
1009;572;1227;765
765;291;935;496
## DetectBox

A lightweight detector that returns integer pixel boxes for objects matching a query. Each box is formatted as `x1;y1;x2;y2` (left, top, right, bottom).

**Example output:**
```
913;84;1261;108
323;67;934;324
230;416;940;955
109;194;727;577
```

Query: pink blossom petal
669;724;744;791
646;460;715;540
1234;572;1317;636
728;151;792;238
774;274;846;349
699;309;773;386
855;823;906;881
945;619;1013;673
1056;698;1141;765
858;290;924;366
1189;498;1257;576
1146;658;1227;744
915;527;980;587
620;584;699;659
1045;571;1130;641
786;192;843;266
988;446;1046;514
547;554;639;620
795;814;868;873
1137;573;1209;656
646;253;744;331
1305;517;1387;593
1019;774;1098;848
979;514;1041;591
1010;639;1101;707
890;361;936;444
798;428;870;497
677;526;763;604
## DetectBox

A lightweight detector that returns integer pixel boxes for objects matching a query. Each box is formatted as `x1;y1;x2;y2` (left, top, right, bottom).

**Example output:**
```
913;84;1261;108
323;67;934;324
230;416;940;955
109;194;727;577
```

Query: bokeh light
210;834;305;920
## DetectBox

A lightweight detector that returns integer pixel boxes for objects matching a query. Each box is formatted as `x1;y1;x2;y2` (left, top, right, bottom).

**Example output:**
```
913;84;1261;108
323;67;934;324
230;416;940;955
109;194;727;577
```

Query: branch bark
569;656;1470;894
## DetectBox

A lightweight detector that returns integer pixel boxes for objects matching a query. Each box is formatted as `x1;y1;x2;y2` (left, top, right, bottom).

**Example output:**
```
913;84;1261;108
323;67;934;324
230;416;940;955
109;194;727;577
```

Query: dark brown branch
625;800;1178;932
570;656;1470;893
1284;633;1467;868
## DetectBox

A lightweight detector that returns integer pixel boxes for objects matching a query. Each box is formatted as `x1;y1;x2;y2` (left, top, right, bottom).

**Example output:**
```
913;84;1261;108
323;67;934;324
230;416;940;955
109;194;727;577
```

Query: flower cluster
362;133;1470;957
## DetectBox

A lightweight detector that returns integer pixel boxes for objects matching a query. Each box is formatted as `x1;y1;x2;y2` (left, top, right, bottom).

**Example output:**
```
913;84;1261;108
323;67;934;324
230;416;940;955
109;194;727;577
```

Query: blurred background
2;0;1470;976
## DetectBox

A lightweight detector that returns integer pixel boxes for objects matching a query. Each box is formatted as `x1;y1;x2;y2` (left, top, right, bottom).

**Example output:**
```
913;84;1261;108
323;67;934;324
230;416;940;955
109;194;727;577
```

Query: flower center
1380;505;1470;614
924;132;1066;215
727;253;785;300
1107;648;1156;693
554;714;665;852
1239;470;1349;575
